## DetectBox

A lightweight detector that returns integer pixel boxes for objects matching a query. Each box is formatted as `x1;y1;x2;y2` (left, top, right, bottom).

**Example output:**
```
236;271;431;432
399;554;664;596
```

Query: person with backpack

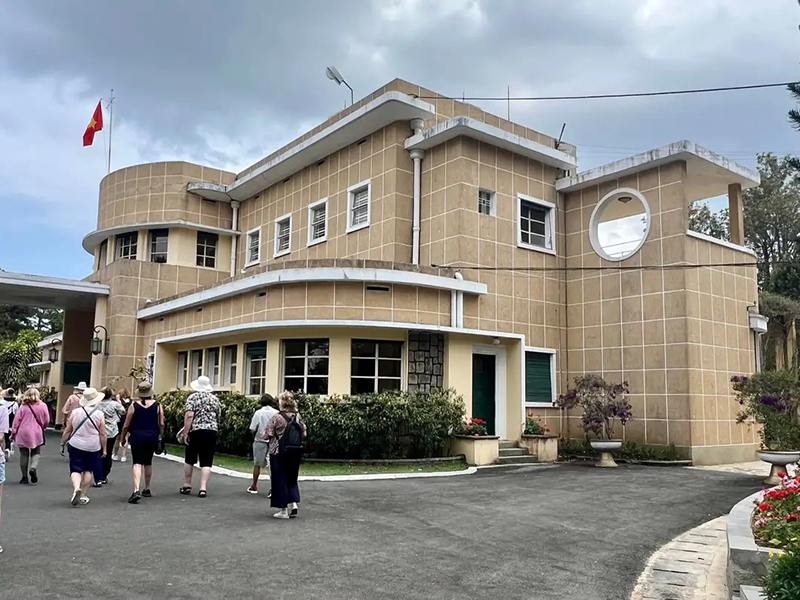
59;387;107;507
247;393;278;495
264;390;306;520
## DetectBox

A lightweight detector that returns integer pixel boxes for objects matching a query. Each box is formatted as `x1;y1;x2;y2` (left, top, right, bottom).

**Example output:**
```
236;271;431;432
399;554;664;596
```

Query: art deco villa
6;79;768;464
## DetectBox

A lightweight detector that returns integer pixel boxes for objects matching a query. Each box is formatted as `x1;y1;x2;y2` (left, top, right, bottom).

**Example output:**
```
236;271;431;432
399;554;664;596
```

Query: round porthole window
589;187;651;262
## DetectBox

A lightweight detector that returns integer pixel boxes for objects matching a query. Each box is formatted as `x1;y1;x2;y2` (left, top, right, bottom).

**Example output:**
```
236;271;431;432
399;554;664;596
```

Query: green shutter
525;352;552;404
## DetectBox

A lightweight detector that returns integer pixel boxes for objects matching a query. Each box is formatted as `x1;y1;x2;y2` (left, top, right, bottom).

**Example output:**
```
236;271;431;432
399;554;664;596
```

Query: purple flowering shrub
556;374;632;440
731;370;800;451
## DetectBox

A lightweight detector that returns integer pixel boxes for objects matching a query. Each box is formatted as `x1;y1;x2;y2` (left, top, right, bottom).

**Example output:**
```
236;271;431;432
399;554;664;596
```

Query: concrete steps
496;441;539;465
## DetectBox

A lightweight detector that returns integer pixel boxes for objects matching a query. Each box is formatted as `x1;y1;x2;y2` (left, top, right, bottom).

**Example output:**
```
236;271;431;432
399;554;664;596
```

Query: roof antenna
555;123;566;149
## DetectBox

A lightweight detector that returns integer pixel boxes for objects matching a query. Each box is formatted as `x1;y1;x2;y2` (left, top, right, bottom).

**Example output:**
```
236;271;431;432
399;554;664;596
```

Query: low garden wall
727;490;781;594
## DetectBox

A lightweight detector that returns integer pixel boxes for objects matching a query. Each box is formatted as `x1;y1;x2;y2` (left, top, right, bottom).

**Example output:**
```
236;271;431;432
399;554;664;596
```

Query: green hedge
155;388;465;459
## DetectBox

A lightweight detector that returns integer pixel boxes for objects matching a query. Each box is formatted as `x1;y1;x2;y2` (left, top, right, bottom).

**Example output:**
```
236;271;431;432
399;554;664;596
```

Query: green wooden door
472;354;496;435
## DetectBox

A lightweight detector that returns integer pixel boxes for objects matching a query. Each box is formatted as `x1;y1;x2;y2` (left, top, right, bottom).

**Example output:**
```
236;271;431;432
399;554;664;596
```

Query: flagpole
106;89;114;174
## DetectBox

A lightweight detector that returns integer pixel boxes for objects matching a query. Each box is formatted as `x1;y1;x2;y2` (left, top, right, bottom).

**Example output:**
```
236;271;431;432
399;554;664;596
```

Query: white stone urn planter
590;439;622;468
756;450;800;485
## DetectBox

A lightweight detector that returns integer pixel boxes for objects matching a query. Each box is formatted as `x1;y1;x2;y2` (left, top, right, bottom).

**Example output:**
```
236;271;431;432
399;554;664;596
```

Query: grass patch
165;445;468;476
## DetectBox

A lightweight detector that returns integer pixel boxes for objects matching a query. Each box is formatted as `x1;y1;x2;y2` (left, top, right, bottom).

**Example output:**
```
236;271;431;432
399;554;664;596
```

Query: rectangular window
196;232;218;268
347;181;371;232
525;350;554;405
478;189;495;216
307;199;328;246
190;349;203;381
283;339;329;395
350;340;403;395
177;351;188;387
223;345;238;386
206;347;220;386
116;232;138;260
518;195;555;252
274;214;292;257
245;227;261;267
98;239;108;268
149;229;169;263
245;341;267;396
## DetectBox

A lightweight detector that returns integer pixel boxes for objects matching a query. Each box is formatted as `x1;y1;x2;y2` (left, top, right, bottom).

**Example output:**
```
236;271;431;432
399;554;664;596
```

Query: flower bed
752;471;800;550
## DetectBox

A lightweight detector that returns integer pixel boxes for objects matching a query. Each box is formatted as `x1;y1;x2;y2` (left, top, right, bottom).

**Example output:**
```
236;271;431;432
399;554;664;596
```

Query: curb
155;452;478;482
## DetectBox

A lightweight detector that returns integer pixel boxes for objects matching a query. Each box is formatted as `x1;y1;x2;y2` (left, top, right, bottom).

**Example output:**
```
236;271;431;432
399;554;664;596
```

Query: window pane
283;340;306;357
246;342;266;358
307;357;329;376
378;342;403;359
351;378;375;395
223;345;237;386
306;377;328;395
378;359;401;378
351;358;375;377
378;378;401;392
351;340;376;358
284;357;305;377
283;377;305;393
307;339;329;356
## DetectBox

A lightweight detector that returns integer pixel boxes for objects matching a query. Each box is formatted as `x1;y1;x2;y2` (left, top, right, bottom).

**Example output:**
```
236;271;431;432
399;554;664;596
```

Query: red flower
545;428;551;433
786;514;798;522
778;471;788;478
759;503;772;511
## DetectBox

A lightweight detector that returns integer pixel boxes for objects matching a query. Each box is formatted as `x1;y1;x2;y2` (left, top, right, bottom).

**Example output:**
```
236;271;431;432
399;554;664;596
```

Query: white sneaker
79;497;90;505
120;456;127;463
272;509;289;519
111;454;119;461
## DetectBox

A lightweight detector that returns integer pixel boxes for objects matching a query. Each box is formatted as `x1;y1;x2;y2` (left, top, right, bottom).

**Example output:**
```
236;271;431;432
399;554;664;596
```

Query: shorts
130;441;158;466
253;441;269;468
185;429;217;468
0;462;5;484
68;445;102;474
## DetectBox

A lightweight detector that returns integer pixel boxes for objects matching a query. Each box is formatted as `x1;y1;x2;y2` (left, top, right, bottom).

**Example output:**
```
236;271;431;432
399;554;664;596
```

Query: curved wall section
97;161;236;233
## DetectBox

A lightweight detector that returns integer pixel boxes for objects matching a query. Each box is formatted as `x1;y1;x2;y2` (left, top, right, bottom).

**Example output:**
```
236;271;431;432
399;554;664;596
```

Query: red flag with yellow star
83;101;103;146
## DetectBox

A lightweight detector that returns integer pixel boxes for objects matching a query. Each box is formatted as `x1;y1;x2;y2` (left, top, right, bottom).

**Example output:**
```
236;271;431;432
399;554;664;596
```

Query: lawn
164;445;469;476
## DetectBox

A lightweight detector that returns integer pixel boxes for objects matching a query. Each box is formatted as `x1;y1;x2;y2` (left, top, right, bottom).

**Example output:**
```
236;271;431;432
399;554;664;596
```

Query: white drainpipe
409;118;425;265
454;271;464;328
230;200;240;277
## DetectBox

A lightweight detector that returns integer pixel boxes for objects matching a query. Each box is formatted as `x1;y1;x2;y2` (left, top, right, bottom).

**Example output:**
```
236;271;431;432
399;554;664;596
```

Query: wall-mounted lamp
492;337;501;346
48;339;62;363
92;325;110;356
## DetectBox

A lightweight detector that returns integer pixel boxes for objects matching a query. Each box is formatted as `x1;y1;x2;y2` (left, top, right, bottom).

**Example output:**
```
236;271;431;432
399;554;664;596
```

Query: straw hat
75;382;87;392
80;387;102;408
190;376;214;393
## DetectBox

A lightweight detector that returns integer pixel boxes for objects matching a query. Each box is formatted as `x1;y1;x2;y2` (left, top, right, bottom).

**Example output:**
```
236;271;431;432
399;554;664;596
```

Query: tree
0;330;42;391
0;305;63;341
688;203;730;239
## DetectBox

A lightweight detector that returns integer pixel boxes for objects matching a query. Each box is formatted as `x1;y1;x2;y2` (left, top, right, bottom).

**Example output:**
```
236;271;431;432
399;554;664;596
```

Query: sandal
198;490;207;498
179;486;192;495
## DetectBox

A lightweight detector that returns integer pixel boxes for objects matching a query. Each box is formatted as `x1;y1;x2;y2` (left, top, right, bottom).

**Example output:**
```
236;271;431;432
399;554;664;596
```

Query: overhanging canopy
0;271;109;311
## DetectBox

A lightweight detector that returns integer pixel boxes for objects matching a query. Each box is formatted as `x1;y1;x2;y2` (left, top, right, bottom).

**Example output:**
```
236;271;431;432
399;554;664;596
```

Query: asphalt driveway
0;435;762;600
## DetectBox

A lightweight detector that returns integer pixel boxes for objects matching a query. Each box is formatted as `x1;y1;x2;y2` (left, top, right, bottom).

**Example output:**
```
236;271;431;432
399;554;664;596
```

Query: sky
0;0;798;280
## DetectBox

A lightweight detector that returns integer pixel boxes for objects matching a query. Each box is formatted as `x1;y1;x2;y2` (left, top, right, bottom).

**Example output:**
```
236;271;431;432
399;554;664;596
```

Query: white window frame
307;198;329;246
223;345;238;387
517;194;556;256
478;189;496;216
116;232;138;260
282;339;330;395
346;179;371;233
523;346;557;408
206;347;221;386
274;213;292;258
245;226;261;267
245;342;268;396
350;339;404;395
148;229;169;263
177;351;188;388
190;349;203;381
196;232;218;268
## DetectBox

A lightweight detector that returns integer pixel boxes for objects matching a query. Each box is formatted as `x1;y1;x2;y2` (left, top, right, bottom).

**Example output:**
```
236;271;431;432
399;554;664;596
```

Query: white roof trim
154;319;525;345
28;361;51;370
0;272;109;296
555;140;761;192
82;220;237;254
38;332;63;348
138;267;488;320
404;116;577;170
188;91;436;203
686;229;757;257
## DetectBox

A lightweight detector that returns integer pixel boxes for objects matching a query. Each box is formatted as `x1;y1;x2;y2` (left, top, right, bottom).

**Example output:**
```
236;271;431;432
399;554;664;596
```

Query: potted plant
520;417;558;462
732;371;800;485
450;418;499;466
556;374;632;468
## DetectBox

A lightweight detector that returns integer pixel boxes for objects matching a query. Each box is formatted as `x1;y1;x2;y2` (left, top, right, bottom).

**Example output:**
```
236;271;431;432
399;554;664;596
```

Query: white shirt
0;399;19;416
249;406;278;443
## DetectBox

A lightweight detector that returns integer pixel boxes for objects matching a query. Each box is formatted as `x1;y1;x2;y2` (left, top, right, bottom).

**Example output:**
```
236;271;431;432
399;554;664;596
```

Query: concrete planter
757;450;800;485
520;435;558;462
451;435;499;466
740;586;766;600
590;439;622;468
726;490;783;594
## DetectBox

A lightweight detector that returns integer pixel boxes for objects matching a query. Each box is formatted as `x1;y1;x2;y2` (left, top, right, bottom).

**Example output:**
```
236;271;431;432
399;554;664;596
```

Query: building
2;79;766;464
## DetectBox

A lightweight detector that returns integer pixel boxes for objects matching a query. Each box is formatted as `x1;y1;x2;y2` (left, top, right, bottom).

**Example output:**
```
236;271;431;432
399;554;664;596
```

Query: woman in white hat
59;387;107;506
179;376;221;498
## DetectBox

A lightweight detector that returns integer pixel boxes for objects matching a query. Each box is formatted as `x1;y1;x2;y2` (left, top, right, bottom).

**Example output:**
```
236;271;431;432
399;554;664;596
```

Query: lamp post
92;325;109;357
48;339;61;363
325;66;353;106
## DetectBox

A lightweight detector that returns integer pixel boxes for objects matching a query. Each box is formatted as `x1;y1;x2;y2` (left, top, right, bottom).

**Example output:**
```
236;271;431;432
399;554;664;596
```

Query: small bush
752;472;800;550
558;437;683;461
524;418;549;436
731;371;800;451
762;539;800;600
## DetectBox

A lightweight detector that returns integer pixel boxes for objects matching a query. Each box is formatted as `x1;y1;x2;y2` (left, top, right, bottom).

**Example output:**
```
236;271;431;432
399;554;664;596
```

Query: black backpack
278;412;304;456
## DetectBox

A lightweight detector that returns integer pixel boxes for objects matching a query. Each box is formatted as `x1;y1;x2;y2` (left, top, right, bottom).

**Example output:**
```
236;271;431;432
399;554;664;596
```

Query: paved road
0;434;762;600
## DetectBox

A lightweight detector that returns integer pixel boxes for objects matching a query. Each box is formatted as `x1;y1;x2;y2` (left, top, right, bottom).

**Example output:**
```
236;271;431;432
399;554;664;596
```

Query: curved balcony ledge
82;220;238;254
138;259;487;320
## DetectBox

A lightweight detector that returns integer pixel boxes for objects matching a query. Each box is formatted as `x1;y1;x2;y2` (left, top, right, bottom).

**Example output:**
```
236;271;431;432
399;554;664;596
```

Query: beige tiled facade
66;79;761;464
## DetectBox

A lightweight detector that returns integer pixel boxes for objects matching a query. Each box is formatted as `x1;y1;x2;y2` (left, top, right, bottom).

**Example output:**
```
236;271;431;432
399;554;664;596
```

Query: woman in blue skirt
60;387;107;507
